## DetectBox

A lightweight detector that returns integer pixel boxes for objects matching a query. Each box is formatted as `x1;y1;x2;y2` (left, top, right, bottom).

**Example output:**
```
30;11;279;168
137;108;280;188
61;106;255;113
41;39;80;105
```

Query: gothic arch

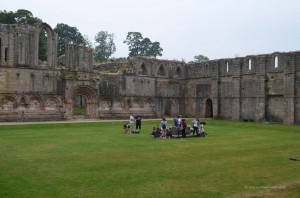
204;98;213;118
113;98;125;111
45;97;61;111
174;67;183;78
157;64;166;77
29;95;44;111
130;98;142;110
34;23;56;68
99;99;111;111
164;100;175;117
139;62;148;75
67;85;98;119
0;95;18;110
18;96;28;110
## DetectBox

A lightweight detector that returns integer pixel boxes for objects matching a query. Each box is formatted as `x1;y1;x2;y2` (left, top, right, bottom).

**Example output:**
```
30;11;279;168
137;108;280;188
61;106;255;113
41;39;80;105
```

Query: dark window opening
157;65;165;76
39;29;48;61
5;47;8;61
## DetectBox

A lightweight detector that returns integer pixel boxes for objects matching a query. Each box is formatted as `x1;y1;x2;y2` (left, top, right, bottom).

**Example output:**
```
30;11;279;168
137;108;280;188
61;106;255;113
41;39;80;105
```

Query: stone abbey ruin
0;22;299;124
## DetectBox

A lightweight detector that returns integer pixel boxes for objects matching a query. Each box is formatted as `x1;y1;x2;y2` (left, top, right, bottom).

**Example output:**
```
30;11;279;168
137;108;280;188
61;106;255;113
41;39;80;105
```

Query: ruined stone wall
0;23;62;121
94;57;186;118
0;22;299;124
185;51;299;124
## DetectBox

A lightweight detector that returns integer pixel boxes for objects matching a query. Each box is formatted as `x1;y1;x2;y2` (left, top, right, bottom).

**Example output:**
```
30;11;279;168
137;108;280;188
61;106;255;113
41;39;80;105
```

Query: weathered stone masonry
0;23;299;124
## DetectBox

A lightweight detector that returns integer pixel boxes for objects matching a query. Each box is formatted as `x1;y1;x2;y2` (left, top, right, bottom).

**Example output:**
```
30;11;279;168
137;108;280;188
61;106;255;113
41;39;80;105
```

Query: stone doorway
205;98;213;118
73;95;87;119
164;101;175;117
66;85;98;119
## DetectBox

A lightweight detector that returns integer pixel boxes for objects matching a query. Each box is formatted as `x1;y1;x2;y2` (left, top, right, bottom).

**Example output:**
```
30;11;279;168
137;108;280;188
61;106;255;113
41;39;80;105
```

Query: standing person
129;113;135;132
180;118;187;138
160;117;168;138
173;116;179;128
135;113;142;131
178;115;182;126
177;115;182;136
192;117;199;136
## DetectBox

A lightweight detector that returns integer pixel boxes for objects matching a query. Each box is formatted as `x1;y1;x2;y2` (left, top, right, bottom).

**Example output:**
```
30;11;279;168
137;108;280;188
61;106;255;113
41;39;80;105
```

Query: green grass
0;119;300;198
73;106;86;115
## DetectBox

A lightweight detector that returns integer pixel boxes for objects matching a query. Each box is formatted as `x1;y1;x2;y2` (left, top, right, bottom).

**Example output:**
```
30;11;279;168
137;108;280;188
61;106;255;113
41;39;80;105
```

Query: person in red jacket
180;118;187;138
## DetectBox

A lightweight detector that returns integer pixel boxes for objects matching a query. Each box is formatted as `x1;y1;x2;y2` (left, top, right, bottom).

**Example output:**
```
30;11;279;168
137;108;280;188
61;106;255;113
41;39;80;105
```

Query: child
123;124;130;133
199;125;206;137
166;128;173;139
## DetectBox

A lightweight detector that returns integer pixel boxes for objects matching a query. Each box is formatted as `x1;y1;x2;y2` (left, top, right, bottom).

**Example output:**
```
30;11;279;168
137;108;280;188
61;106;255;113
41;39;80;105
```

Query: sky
2;0;300;61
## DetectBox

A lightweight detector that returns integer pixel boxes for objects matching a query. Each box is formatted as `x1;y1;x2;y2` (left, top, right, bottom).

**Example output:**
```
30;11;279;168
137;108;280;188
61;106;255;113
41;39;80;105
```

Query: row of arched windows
224;56;279;72
140;63;183;78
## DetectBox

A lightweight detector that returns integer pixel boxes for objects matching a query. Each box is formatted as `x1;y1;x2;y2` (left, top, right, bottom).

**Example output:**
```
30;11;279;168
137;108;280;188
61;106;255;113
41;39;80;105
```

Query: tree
54;23;87;56
0;9;41;25
123;32;143;58
123;32;163;58
193;54;209;63
14;9;41;24
0;10;17;24
148;41;163;57
93;31;116;62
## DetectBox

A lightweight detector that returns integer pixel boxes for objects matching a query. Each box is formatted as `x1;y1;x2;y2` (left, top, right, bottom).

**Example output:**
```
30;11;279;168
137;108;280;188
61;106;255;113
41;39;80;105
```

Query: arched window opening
4;47;8;62
274;56;278;68
248;59;252;70
140;63;147;75
39;29;48;62
174;67;182;78
30;74;35;91
164;101;173;116
205;99;213;118
226;62;229;72
157;65;165;76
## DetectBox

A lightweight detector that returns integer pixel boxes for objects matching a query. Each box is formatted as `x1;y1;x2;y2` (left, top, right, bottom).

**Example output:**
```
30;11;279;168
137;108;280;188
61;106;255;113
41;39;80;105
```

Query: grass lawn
0;119;299;198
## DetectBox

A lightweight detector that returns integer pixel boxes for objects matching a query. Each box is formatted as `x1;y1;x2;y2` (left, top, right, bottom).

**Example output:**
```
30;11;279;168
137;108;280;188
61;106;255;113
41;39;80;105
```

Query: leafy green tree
14;9;42;24
93;31;116;62
123;32;163;58
0;9;42;24
0;10;17;24
123;32;143;58
149;41;163;57
194;54;209;63
54;23;86;56
38;31;48;61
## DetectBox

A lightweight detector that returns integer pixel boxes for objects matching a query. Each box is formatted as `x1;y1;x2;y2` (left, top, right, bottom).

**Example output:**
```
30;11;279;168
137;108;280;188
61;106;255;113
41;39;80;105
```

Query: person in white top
192;117;199;136
129;114;135;132
178;115;182;126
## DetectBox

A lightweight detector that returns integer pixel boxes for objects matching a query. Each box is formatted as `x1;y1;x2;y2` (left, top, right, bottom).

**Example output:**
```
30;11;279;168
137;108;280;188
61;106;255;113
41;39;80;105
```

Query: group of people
123;113;142;134
123;113;206;138
151;115;206;139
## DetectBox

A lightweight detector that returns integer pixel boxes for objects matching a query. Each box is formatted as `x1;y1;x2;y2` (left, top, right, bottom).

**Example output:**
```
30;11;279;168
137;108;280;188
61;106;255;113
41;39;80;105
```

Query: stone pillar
86;102;98;119
231;77;241;121
284;54;295;124
284;73;295;124
255;76;267;122
211;79;219;119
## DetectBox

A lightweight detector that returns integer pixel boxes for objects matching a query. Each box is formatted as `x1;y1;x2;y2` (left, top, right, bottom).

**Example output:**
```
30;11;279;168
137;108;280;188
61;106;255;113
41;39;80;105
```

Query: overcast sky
2;0;300;61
